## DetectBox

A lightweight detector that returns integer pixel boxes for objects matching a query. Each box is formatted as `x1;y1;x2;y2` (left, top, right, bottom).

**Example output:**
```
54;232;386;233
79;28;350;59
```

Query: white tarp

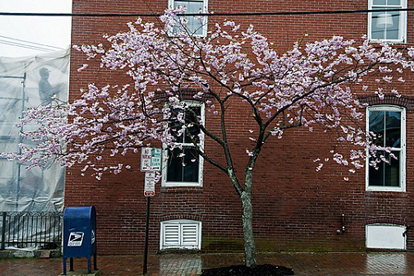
0;49;69;212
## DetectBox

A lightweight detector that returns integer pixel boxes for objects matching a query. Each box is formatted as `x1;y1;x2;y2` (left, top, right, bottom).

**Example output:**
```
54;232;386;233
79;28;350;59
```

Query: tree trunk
241;190;257;267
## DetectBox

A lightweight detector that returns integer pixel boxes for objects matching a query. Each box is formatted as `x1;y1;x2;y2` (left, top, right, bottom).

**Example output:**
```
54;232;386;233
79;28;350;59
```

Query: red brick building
68;0;414;254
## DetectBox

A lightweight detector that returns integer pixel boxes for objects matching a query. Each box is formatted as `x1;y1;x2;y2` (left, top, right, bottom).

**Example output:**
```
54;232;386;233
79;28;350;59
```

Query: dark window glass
169;106;201;144
369;110;385;146
166;105;202;183
167;148;199;182
368;109;402;187
386;111;401;147
369;151;400;187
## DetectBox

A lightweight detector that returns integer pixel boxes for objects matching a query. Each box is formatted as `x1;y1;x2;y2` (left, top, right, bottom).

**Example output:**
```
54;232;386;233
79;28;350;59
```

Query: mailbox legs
86;255;98;273
87;256;91;274
63;256;96;275
62;257;74;275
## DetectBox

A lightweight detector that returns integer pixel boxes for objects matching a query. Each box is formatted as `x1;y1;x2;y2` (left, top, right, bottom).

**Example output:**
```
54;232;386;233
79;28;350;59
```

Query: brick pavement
0;252;413;275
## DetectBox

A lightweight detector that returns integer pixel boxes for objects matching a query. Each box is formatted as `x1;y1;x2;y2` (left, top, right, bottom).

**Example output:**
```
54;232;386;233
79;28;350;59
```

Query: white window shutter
163;224;179;246
161;220;201;250
181;223;198;246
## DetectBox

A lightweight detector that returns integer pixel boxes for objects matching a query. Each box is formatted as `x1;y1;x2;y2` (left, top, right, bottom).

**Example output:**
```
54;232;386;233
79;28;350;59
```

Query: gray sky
0;0;72;57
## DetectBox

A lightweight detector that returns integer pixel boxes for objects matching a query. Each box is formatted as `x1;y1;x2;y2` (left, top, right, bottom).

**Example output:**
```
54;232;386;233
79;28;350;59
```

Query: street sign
144;172;156;197
140;147;162;172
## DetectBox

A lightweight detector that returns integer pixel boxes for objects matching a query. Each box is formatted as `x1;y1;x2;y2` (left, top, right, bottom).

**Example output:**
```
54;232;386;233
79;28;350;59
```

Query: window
162;101;204;187
366;106;406;192
368;0;407;43
168;0;208;36
160;220;202;250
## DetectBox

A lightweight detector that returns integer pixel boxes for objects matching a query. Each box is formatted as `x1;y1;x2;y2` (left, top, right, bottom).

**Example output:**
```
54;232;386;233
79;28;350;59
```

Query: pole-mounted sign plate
144;172;156;197
140;147;162;172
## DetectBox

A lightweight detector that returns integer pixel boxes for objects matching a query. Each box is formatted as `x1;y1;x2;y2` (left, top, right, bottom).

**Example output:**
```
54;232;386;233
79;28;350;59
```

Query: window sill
167;31;207;38
368;39;407;46
162;182;203;188
160;185;204;193
365;189;408;197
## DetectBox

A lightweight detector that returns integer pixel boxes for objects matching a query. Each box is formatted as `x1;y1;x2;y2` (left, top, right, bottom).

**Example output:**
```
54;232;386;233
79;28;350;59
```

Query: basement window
160;220;202;250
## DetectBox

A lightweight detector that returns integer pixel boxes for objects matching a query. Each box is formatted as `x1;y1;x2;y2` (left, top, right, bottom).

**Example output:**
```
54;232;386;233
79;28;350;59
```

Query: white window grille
368;0;407;43
160;220;202;249
168;0;208;37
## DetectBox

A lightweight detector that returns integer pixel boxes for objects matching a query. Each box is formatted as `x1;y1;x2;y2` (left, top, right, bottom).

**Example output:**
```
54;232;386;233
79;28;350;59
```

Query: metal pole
15;73;26;211
1;212;6;250
143;196;150;275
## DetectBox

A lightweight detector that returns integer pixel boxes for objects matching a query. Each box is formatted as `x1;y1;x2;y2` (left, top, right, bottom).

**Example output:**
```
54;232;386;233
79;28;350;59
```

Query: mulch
200;264;295;276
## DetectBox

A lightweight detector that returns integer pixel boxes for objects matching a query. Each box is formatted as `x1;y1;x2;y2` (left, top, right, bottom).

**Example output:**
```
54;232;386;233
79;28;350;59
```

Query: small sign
144;172;156;197
68;232;84;247
141;148;162;172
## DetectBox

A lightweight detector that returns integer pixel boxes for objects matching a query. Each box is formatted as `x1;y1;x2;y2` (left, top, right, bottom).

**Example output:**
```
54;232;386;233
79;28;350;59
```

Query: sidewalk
0;252;413;275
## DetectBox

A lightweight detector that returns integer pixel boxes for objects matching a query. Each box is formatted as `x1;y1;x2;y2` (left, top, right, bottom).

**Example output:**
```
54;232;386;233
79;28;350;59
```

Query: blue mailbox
63;206;97;275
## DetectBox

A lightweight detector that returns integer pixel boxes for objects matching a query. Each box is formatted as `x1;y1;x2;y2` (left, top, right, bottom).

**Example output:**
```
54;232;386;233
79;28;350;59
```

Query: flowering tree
3;10;414;267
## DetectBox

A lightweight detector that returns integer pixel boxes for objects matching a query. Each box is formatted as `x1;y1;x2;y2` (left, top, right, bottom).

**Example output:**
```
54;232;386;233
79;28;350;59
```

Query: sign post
141;148;161;275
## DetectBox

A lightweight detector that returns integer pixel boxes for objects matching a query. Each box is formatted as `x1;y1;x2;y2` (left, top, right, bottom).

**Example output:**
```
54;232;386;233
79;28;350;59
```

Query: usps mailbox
63;206;97;275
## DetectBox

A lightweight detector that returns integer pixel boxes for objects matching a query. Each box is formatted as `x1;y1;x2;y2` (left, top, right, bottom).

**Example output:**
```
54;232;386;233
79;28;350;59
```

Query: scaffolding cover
0;49;70;213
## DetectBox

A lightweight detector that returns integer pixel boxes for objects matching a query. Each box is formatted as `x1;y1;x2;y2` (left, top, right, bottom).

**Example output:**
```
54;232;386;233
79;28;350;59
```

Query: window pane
386;12;400;40
386;111;401;148
183;148;199;182
169;106;201;144
372;11;385;40
369;110;384;146
373;0;387;5
184;106;201;143
167;148;183;182
387;0;401;5
369;151;400;187
166;148;199;182
174;0;204;35
386;151;400;187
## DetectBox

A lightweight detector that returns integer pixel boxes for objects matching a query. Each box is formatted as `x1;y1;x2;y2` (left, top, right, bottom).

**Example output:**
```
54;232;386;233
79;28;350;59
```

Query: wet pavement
0;252;413;275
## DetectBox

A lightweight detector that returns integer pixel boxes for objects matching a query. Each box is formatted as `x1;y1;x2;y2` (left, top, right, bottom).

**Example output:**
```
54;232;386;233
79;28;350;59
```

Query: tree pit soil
200;264;294;276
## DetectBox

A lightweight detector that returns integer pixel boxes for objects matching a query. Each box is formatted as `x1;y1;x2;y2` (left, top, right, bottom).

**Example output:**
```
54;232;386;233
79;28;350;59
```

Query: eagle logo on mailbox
68;232;84;247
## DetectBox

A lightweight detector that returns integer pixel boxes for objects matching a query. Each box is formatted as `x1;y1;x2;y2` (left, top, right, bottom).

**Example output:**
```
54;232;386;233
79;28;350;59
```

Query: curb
0;249;61;259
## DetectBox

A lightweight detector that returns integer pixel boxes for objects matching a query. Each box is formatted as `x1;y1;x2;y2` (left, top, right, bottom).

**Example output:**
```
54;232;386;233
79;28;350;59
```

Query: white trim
366;105;406;192
162;101;205;187
168;0;209;37
160;219;202;250
368;0;407;43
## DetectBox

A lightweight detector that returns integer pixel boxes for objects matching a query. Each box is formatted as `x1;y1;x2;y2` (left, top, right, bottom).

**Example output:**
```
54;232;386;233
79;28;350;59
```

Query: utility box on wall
63;206;97;275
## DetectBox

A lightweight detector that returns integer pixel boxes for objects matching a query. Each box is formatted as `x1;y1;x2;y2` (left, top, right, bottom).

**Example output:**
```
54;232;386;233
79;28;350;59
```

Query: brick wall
68;0;414;254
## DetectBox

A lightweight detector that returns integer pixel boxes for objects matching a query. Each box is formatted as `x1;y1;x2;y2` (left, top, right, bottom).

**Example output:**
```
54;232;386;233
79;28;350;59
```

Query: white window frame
368;0;407;43
162;101;204;187
168;0;209;37
366;105;406;192
160;219;202;250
